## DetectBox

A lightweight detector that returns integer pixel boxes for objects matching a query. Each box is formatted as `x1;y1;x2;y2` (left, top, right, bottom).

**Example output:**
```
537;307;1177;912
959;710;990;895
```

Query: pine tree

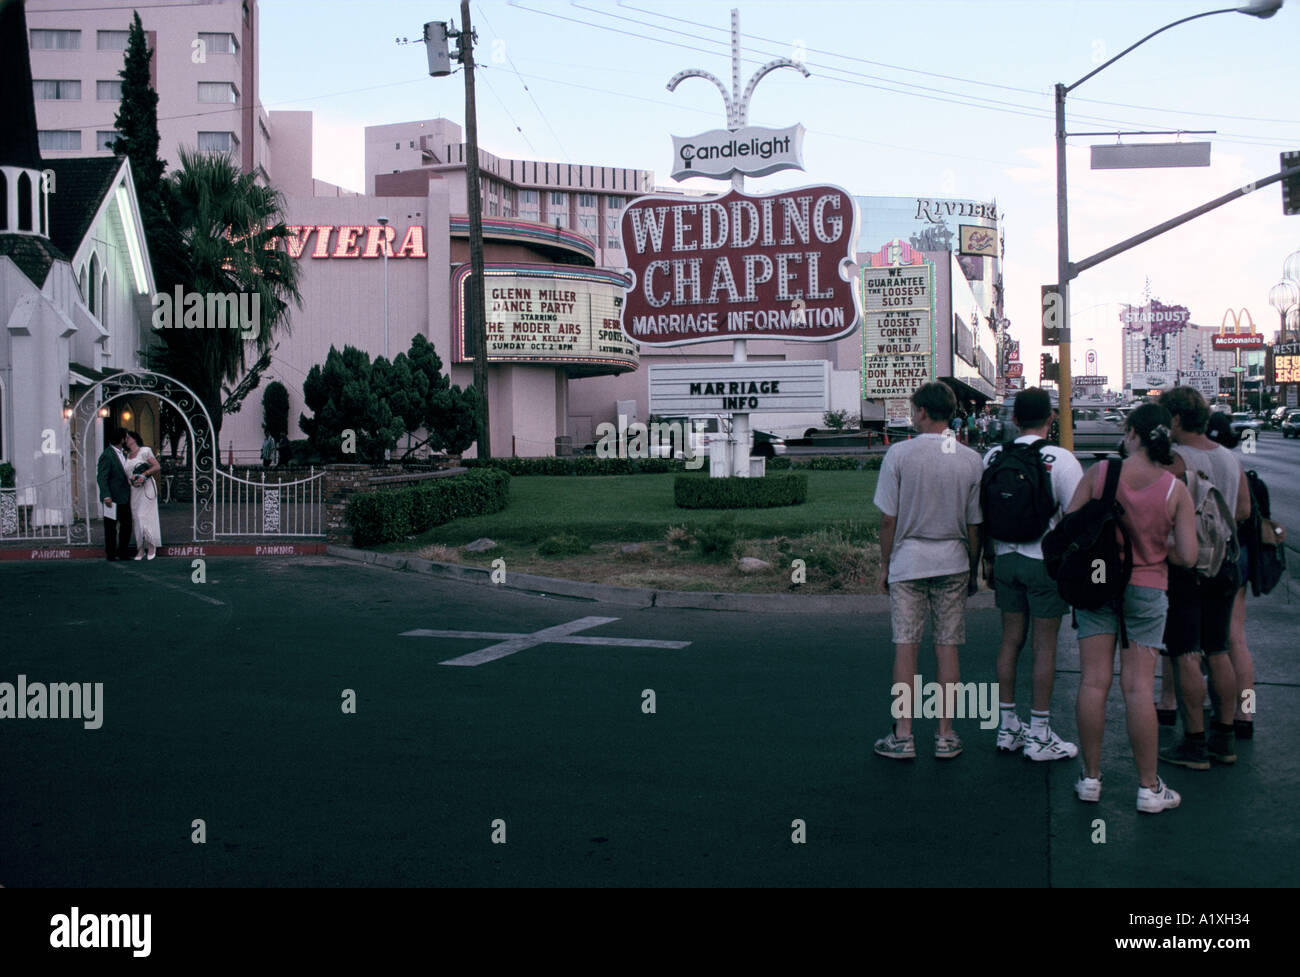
111;12;164;191
109;11;182;289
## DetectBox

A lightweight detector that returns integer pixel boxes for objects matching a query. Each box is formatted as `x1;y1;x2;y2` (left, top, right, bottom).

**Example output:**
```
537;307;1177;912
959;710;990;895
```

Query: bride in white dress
123;430;162;560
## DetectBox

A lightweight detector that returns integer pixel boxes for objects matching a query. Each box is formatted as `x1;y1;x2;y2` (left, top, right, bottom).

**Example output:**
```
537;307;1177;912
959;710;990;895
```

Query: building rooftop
0;233;67;285
44;156;124;257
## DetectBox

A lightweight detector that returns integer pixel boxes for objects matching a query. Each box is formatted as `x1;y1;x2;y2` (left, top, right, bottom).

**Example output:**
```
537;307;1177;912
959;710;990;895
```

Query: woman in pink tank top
1063;403;1197;814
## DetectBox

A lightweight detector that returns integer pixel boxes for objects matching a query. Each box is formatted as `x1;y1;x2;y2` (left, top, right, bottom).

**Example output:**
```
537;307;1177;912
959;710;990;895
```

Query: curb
326;544;1002;615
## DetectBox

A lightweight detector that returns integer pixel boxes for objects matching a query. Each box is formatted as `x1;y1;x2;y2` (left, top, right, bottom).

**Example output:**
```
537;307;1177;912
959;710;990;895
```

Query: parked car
751;429;787;458
1270;405;1289;426
1230;412;1264;437
1282;411;1300;438
655;415;785;459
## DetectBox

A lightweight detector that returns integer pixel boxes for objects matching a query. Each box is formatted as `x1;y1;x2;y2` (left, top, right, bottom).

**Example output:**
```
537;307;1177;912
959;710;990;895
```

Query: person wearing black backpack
1156;388;1252;770
1061;404;1197;814
981;388;1083;761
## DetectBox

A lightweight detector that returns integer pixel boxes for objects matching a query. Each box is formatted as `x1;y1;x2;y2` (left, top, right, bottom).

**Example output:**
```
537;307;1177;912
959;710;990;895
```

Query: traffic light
1041;353;1059;383
1283;151;1300;216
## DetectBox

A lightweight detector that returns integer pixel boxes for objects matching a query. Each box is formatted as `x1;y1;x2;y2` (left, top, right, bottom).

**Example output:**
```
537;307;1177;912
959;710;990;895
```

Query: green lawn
391;470;881;548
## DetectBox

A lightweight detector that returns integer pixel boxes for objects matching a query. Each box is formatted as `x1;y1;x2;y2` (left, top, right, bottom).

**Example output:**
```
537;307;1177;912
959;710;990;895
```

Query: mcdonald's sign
1212;308;1264;349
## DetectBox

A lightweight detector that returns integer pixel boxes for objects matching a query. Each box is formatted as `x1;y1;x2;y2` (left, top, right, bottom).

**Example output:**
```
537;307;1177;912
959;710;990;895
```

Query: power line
507;69;1025;169
476;1;569;162
617;1;1299;127
476;66;538;155
513;3;1292;151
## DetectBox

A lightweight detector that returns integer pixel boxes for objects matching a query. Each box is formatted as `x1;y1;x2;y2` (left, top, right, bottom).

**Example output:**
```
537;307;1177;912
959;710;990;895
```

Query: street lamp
1054;0;1282;449
377;215;390;360
1270;279;1298;338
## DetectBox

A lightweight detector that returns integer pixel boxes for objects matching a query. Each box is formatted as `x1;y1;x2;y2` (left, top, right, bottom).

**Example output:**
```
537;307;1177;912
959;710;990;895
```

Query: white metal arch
66;369;219;542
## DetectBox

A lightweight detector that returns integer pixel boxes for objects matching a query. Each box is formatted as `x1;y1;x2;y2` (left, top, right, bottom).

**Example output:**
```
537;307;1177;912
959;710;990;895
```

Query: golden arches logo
1220;308;1257;336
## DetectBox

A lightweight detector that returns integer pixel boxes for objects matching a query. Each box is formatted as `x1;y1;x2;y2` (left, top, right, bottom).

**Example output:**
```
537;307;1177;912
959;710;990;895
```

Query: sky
258;0;1300;388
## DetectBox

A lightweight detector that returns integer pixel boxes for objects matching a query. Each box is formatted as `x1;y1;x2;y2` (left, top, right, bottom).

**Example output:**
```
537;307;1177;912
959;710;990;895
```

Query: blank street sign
1091;142;1211;170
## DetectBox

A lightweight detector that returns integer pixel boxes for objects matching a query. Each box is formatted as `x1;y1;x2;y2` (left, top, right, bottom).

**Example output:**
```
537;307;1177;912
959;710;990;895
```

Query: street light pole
1053;0;1282;450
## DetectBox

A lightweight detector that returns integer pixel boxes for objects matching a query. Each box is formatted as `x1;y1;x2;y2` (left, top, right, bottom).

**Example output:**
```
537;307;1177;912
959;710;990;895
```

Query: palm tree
151;147;302;443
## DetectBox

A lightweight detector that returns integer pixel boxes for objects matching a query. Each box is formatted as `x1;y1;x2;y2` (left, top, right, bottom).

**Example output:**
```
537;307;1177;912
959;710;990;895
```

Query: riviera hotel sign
618;185;861;347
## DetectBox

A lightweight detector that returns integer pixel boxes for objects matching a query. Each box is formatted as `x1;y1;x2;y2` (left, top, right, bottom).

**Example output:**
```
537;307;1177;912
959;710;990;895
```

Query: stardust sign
618;185;861;347
669;124;805;182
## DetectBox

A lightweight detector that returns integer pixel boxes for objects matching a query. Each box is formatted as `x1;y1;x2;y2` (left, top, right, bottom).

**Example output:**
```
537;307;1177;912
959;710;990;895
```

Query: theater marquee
452;264;639;371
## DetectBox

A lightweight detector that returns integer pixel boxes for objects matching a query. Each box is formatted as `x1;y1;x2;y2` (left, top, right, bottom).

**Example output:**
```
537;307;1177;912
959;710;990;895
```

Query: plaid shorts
889;572;969;645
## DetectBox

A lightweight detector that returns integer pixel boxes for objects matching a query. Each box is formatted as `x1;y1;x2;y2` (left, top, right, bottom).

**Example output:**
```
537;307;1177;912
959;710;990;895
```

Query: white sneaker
1137;777;1181;814
1024;727;1079;761
1075;771;1102;802
996;723;1027;753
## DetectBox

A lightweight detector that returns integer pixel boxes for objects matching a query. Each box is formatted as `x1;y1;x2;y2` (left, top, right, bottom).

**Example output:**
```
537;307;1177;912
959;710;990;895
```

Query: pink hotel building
25;0;988;459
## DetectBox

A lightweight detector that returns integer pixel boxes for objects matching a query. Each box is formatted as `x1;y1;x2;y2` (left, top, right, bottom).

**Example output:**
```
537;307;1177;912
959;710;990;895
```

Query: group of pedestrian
872;380;1262;816
946;404;997;450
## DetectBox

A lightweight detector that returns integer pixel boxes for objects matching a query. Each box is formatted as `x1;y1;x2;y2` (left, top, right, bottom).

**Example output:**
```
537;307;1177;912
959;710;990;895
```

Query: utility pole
426;6;491;458
458;0;490;458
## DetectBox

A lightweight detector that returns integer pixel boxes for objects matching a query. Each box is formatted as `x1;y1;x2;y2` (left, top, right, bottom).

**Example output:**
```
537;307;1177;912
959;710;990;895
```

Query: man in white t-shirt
873;381;984;761
981;388;1084;761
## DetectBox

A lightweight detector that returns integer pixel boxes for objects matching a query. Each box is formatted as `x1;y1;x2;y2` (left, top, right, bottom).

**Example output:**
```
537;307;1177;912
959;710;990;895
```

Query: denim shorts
1073;585;1168;650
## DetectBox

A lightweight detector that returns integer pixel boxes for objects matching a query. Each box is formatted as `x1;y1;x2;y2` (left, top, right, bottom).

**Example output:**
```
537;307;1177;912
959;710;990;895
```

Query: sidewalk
0;500;325;559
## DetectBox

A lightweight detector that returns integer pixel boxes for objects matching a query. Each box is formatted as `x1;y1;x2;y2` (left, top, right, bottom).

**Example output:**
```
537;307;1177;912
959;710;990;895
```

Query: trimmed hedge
674;472;807;509
464;456;695;476
464;454;883;476
346;468;510;546
767;455;882;471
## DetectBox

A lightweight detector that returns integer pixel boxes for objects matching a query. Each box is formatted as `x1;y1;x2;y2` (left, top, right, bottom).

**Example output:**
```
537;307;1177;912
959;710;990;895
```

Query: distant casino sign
452;264;638;370
618;184;861;347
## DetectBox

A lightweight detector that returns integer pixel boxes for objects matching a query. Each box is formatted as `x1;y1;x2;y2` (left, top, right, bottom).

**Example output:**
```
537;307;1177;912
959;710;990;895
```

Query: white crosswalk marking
401;615;692;666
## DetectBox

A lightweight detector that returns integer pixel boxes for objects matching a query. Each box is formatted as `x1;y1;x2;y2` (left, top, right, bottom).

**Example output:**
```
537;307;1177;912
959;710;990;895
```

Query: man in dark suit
97;427;133;561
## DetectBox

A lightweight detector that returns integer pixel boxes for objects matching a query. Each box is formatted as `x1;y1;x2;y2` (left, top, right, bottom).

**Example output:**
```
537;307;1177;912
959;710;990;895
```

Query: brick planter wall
321;460;465;545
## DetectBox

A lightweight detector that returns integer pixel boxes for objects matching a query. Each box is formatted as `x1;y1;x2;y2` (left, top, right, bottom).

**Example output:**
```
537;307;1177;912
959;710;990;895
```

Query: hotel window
97;30;129;50
605;215;622;251
606;196;624;210
97;79;122;101
30;29;80;50
577;213;598;243
198;82;238;103
33;80;81;100
97;131;119;152
549;191;568;228
518;189;539;222
38;130;82;151
577;193;596;209
197;32;238;55
197;131;239;153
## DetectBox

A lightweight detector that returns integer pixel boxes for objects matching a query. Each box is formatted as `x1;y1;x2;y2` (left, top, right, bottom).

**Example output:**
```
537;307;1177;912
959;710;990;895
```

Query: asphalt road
2;554;1296;887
